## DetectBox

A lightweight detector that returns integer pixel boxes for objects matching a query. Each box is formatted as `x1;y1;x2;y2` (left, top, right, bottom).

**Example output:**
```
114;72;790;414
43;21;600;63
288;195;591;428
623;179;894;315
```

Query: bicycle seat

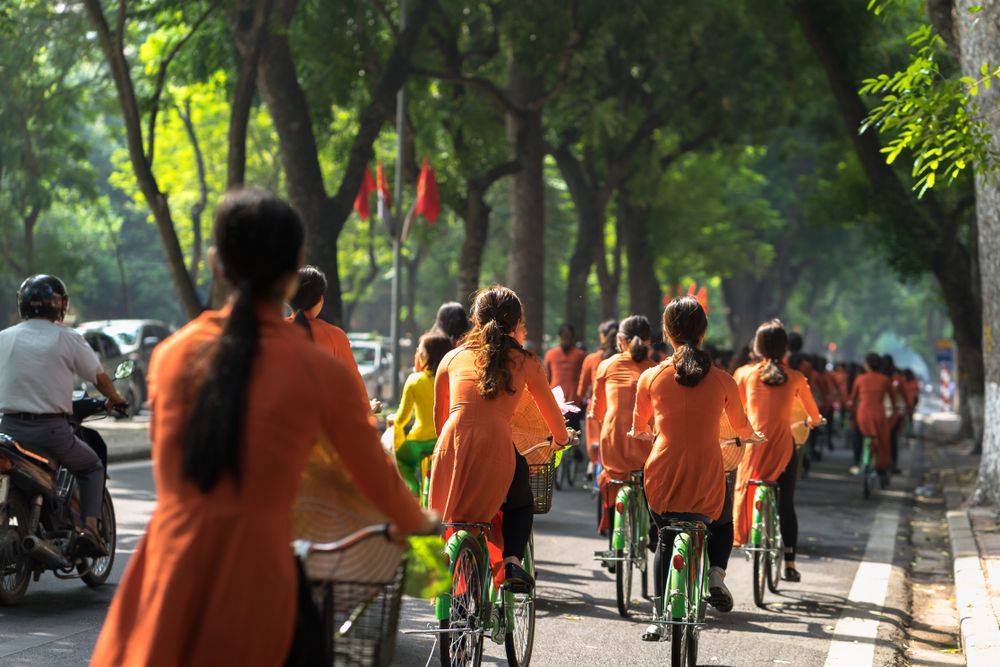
444;521;493;531
661;520;708;532
748;479;778;488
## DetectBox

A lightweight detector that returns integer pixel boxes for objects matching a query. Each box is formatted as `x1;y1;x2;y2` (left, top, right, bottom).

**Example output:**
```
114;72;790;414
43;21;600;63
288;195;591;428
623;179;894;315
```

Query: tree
83;0;206;318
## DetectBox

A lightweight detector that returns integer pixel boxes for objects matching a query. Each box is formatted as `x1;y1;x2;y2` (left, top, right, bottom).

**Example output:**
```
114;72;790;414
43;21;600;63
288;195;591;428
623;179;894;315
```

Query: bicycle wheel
615;503;634;617
504;539;535;667
671;615;688;666
686;625;699;667
752;550;766;608
440;535;485;667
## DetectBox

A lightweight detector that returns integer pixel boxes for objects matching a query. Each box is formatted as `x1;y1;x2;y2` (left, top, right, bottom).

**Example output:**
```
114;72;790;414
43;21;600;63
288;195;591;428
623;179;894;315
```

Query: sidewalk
92;413;152;463
920;412;1000;666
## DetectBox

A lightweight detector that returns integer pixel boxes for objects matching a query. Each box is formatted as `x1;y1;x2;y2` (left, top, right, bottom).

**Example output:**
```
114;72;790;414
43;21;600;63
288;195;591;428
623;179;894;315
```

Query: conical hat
718;413;745;471
511;386;557;465
790;399;810;445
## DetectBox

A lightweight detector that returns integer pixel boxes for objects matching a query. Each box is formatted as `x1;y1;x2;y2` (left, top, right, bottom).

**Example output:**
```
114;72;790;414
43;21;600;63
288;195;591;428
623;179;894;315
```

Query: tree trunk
621;201;661;331
505;54;546;351
82;0;202;319
457;186;490;306
794;0;985;440
955;0;1000;504
721;275;774;349
178;101;208;283
552;147;601;338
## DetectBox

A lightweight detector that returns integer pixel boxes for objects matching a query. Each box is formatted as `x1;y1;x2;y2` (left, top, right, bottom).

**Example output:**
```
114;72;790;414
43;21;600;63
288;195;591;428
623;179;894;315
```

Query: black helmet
17;275;69;321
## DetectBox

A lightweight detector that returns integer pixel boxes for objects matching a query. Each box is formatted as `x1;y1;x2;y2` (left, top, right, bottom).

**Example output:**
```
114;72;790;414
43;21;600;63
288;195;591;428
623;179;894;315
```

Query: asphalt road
0;436;916;666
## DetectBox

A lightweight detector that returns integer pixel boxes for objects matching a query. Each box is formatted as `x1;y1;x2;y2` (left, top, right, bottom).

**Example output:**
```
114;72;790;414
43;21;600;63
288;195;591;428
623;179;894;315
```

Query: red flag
696;285;709;315
353;168;376;220
415;157;441;223
377;161;392;211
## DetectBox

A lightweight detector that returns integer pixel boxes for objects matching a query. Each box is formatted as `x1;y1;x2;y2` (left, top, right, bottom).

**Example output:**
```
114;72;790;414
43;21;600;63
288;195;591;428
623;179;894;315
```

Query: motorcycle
0;361;133;605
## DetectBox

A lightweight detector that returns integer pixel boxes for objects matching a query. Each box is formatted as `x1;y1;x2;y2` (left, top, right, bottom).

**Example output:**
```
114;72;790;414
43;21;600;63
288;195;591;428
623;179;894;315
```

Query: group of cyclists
0;187;923;663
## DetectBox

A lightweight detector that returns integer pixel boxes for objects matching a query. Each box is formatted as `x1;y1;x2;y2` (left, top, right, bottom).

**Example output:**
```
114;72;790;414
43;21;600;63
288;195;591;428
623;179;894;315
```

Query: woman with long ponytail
92;189;432;666
577;320;618;473
590;316;654;535
632;297;758;640
428;285;569;592
732;319;821;584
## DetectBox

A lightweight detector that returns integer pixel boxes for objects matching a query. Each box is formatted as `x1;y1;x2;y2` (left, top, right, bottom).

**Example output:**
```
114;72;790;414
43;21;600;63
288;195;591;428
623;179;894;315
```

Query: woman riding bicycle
733;319;821;583
389;332;452;494
848;353;901;481
91;189;433;666
590;315;654;534
578;319;618;469
631;297;757;640
428;285;569;592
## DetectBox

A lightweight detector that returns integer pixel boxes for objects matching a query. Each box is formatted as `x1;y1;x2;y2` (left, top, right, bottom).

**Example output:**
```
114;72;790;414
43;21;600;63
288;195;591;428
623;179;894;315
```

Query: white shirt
0;319;103;415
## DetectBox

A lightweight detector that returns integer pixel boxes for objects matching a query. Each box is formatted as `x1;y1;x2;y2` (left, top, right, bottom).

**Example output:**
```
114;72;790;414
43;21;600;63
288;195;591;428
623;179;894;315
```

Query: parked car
74;329;144;418
348;334;413;403
77;319;173;402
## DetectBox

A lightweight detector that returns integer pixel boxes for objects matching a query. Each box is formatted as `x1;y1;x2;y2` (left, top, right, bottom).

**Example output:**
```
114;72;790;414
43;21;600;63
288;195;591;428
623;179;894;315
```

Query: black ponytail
183;189;304;493
754;319;788;386
619;315;651;363
293;309;313;340
599;319;619;360
662;297;711;387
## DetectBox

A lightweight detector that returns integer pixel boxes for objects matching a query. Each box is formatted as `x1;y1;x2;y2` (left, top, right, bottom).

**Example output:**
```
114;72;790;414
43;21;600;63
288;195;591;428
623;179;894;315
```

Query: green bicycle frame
750;484;770;547
860;436;873;469
612;479;649;551
666;530;707;618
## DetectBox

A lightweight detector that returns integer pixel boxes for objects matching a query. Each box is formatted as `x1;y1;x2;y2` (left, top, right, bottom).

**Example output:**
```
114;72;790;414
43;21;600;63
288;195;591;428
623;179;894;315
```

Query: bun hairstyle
289;265;327;338
754;319;789;386
419;332;453;376
464;285;527;399
618;315;652;363
185;188;304;493
599;319;619;360
663;296;711;387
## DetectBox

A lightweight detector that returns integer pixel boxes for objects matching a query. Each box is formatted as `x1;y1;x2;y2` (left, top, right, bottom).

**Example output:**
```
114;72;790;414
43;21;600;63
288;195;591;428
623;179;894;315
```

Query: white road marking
823;503;902;667
108;458;153;471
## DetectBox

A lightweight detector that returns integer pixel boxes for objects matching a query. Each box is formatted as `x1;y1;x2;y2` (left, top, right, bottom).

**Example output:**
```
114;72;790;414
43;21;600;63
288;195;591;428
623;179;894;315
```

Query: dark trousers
889;418;902;466
777;450;799;560
649;512;713;609
851;425;863;465
0;415;104;518
502;450;533;560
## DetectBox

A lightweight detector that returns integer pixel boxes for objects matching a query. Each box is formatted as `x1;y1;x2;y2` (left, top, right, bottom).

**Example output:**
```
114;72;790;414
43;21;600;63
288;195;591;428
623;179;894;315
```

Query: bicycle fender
750;485;767;546
668;531;691;618
612;485;633;550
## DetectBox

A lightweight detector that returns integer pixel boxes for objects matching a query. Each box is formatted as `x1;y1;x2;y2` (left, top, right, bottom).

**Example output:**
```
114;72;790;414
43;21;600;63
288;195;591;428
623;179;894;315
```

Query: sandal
504;562;535;593
784;566;801;582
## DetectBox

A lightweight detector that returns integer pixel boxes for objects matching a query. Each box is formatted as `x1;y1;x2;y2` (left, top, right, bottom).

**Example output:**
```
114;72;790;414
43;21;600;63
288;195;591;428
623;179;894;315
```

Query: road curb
942;468;1000;666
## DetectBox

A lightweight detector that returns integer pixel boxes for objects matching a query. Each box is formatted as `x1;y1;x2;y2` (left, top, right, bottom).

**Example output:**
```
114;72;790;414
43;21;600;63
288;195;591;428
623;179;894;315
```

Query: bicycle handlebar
291;524;391;559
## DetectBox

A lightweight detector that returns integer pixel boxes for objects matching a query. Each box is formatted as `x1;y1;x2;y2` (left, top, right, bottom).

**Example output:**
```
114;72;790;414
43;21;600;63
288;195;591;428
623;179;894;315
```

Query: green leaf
969;5;983;13
405;535;451;599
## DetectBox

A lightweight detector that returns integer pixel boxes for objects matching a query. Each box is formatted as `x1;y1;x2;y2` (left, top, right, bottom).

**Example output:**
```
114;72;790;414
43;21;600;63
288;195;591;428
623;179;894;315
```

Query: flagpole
389;0;407;405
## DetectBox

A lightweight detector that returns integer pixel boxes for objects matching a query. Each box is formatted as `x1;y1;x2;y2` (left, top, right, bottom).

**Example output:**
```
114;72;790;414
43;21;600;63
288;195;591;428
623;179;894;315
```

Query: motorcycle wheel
0;493;31;605
79;488;117;587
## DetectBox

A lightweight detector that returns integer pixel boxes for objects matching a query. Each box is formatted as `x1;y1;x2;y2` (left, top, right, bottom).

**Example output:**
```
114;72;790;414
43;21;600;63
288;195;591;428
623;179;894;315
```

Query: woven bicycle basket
511;388;559;514
292;442;405;584
718;413;745;472
790;399;810;447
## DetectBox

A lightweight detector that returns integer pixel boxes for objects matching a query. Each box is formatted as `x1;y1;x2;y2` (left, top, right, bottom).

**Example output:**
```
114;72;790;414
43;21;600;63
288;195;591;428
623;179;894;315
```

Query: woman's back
594;353;655;475
853;371;891;413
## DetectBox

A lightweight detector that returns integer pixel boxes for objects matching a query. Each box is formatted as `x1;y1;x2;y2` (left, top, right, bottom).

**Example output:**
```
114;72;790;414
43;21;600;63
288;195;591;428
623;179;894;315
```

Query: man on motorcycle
0;275;127;556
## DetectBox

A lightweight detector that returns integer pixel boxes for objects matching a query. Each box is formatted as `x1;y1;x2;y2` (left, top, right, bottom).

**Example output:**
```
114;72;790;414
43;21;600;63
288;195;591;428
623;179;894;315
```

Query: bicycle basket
528;456;555;514
313;563;406;667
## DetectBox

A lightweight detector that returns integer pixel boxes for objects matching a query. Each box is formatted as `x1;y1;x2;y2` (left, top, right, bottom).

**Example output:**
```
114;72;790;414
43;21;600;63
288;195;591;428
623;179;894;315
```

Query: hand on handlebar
387;509;441;545
744;431;766;445
107;399;130;417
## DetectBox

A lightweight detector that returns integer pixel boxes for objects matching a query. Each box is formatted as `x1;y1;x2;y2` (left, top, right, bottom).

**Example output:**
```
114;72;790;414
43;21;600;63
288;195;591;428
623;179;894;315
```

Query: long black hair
599;319;619;360
183;188;304;493
433;301;471;345
663;296;711;387
754;319;789;386
618;315;651;363
289;265;327;339
464;285;526;399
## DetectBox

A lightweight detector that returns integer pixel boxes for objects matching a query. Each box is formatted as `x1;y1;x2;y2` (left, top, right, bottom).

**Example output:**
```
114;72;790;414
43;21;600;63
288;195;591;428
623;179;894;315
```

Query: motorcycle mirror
114;360;135;380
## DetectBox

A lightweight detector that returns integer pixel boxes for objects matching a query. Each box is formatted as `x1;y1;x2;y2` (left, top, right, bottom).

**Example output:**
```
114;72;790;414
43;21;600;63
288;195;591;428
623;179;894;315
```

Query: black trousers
502;450;533;560
776;450;799;560
851;425;863;465
889;418;902;466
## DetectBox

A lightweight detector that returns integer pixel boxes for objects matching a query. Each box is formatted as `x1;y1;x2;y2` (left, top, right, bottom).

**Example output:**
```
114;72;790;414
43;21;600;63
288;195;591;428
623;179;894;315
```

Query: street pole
389;0;407;404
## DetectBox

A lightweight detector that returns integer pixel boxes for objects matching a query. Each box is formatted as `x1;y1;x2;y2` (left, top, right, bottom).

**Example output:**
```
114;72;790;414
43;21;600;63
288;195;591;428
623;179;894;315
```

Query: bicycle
648;519;710;666
413;521;535;667
859;435;889;499
743;477;783;609
292;524;407;667
593;470;649;617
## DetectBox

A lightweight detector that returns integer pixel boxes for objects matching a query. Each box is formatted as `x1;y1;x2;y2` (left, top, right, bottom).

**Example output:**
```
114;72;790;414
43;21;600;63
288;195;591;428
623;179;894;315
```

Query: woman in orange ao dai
428;285;569;591
577;319;619;466
632;297;758;640
91;189;432;666
848;353;901;479
590;315;654;534
733;319;821;582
